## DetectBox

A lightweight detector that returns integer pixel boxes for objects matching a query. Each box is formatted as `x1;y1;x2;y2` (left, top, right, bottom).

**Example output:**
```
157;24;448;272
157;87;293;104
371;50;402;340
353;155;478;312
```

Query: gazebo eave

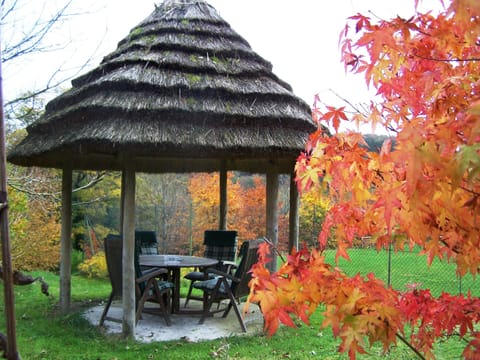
13;152;301;174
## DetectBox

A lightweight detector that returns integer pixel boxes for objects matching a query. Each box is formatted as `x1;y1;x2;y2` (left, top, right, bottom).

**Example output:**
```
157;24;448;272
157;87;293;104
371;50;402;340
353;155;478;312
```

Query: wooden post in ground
288;170;299;252
219;161;227;230
121;160;136;338
266;165;279;272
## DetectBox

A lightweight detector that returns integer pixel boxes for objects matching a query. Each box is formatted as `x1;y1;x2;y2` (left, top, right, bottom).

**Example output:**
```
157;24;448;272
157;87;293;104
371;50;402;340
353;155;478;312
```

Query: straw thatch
8;0;316;174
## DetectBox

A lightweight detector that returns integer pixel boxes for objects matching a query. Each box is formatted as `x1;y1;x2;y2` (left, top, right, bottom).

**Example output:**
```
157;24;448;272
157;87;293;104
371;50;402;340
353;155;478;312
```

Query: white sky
2;0;443;132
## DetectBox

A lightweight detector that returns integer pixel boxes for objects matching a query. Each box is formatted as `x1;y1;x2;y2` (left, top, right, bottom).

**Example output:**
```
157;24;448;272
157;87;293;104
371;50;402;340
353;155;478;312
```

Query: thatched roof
8;0;316;174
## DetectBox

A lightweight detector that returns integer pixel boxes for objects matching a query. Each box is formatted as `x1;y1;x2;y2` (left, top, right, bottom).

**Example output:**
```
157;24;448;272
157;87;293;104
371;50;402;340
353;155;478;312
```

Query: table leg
172;268;180;313
202;268;210;312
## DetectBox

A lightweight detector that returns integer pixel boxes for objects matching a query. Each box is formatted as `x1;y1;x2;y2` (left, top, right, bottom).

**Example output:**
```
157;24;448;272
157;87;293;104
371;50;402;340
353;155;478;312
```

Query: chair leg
99;292;114;326
135;289;150;324
183;280;195;308
198;279;226;325
163;292;170;314
198;293;216;325
137;279;172;326
222;292;247;332
153;282;172;326
223;301;233;317
158;290;171;326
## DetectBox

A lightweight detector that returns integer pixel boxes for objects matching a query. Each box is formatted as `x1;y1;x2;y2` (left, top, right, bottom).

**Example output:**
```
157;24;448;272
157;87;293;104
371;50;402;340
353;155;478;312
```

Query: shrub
78;251;107;278
7;177;61;271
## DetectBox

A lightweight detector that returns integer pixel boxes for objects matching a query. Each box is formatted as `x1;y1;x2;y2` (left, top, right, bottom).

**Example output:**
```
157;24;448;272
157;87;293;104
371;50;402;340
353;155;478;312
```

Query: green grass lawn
0;254;477;359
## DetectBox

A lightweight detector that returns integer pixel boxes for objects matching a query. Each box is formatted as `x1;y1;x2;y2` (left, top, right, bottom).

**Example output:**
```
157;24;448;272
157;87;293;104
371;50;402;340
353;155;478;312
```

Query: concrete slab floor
83;299;264;343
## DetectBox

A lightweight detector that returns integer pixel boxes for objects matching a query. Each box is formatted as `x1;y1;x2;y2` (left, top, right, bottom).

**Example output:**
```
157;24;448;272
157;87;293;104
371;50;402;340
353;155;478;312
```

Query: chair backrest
104;234;145;297
203;230;238;262
135;230;158;255
230;238;264;297
104;234;124;298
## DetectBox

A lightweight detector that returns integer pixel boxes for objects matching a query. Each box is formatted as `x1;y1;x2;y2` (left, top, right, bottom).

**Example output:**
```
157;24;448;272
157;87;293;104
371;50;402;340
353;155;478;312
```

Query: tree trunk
0;44;20;359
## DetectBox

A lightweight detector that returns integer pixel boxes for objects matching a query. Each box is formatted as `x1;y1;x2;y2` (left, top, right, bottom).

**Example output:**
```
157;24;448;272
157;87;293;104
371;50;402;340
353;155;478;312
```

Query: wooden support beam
288;170;299;252
219;161;227;230
121;161;136;338
59;166;72;314
266;166;279;272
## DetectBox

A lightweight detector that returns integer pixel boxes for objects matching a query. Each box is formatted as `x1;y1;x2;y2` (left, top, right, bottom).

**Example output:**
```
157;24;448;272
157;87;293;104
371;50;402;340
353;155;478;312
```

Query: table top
139;254;218;268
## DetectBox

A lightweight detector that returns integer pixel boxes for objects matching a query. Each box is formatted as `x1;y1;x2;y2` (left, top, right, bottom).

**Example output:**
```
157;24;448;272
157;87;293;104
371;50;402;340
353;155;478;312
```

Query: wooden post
266;166;279;272
219;161;227;230
121;161;136;338
288;170;299;252
59;166;73;314
120;170;126;232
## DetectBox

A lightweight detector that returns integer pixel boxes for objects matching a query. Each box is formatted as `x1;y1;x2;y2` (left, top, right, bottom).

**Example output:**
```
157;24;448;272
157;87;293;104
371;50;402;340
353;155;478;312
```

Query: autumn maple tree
248;1;480;359
188;173;270;249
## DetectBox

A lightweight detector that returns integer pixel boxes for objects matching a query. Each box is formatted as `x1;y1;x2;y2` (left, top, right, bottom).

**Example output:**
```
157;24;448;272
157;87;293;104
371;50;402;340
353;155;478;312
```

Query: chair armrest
136;268;168;283
221;260;237;267
204;267;240;283
220;260;238;273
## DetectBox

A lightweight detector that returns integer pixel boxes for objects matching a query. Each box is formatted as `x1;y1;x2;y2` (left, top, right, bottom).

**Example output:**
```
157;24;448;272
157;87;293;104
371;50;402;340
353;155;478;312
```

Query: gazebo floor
83;299;264;343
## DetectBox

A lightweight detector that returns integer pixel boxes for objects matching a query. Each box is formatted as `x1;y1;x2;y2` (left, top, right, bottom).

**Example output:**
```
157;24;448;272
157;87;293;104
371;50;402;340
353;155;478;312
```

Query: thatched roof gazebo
8;0;315;337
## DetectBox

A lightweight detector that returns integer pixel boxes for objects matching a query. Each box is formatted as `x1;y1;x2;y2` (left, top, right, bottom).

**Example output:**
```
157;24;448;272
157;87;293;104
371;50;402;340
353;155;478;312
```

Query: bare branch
8;170;108;206
72;172;106;193
1;0;75;63
7;181;60;202
329;88;367;115
2;1;108;110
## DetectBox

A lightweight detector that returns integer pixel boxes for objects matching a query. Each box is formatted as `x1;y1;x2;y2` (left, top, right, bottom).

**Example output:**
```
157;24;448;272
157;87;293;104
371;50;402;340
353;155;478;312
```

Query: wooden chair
99;234;174;326
183;230;238;307
135;230;158;255
135;230;160;273
193;238;263;332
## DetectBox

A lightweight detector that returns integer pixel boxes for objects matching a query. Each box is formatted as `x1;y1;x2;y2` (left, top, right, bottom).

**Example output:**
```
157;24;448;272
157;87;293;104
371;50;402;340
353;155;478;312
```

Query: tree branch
413;52;480;63
72;172;106;193
2;0;75;63
396;332;426;360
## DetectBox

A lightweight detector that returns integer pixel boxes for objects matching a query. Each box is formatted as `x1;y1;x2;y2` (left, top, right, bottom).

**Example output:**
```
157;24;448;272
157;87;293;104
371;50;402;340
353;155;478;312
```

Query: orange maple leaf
321;106;348;133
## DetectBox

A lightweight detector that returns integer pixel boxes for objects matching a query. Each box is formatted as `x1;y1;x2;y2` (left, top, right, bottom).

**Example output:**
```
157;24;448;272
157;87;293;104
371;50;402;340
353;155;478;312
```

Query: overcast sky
3;0;443;132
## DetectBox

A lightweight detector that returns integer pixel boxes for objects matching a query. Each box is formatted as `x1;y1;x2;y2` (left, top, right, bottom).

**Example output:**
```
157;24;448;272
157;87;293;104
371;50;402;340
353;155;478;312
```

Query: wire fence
323;241;478;297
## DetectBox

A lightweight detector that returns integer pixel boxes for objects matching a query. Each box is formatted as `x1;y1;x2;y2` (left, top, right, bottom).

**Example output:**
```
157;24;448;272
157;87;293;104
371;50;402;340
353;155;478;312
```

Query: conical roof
8;0;315;173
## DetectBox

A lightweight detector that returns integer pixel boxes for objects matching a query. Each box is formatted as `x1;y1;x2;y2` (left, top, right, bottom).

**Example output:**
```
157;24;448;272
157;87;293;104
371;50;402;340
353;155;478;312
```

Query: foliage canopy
248;1;480;359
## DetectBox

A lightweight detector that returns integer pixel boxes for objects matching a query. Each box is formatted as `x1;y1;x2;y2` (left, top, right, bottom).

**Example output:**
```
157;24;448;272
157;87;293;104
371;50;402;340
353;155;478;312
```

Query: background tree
230;174;266;242
1;0;106;271
136;173;191;253
188;172;290;252
71;171;120;253
363;133;393;152
249;1;480;359
1;0;96;129
188;173;222;252
298;189;331;248
4;166;61;270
